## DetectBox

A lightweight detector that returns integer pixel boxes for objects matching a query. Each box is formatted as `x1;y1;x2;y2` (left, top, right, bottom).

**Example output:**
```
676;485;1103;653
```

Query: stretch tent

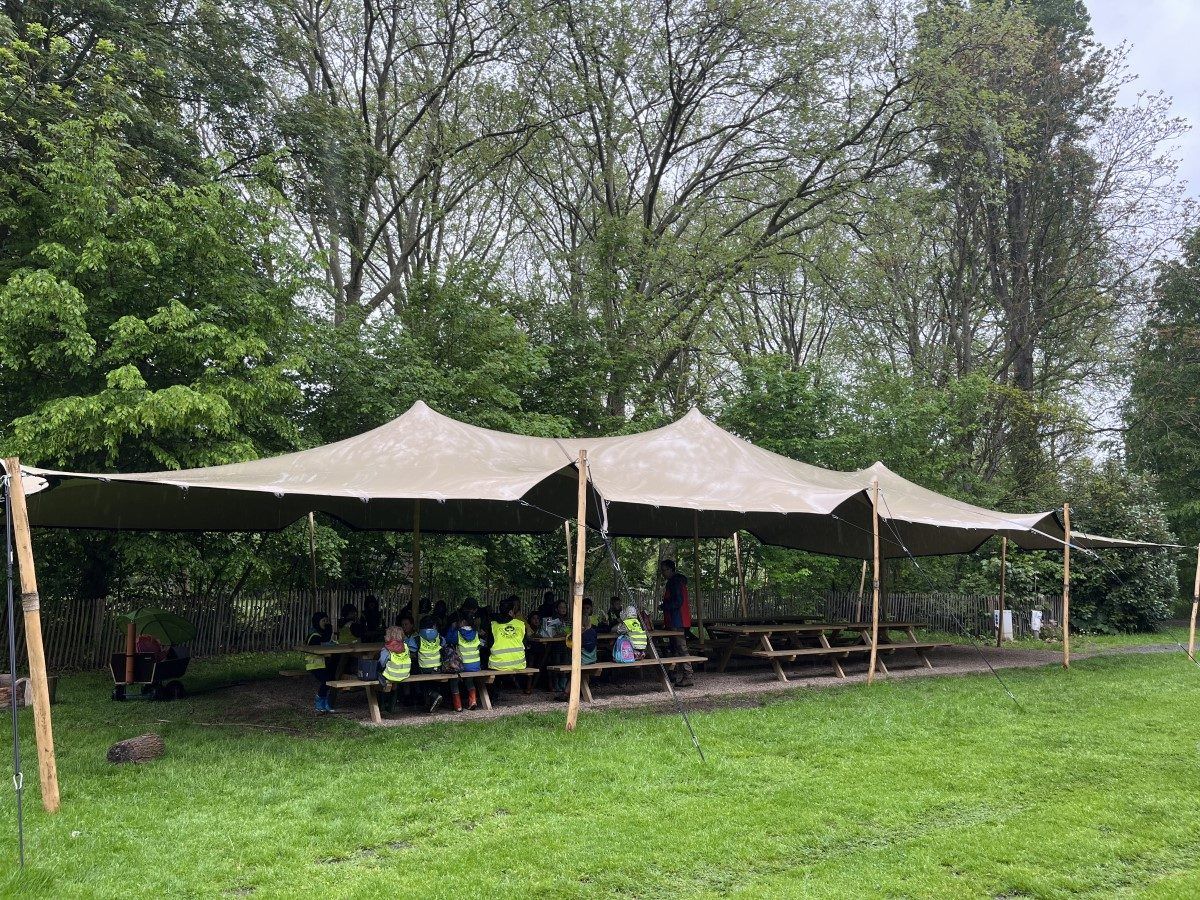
16;401;1137;558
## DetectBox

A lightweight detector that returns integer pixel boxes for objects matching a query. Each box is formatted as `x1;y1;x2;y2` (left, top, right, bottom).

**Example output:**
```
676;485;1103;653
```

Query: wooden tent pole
714;538;722;617
566;450;588;731
307;511;318;609
733;532;749;618
564;520;573;596
1189;542;1200;659
1062;502;1071;669
856;559;867;622
5;458;60;813
411;500;422;614
868;476;881;685
692;511;704;640
124;619;136;685
998;536;1007;648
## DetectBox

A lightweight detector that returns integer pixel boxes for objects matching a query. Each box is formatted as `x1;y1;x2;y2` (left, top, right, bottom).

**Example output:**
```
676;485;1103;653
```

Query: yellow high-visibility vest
304;632;327;670
489;618;526;670
623;617;648;650
383;649;411;683
418;636;442;670
459;634;481;667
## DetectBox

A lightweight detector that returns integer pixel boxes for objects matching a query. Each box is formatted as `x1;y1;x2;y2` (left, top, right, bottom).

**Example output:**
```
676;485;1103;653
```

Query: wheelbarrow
110;608;194;701
109;650;190;701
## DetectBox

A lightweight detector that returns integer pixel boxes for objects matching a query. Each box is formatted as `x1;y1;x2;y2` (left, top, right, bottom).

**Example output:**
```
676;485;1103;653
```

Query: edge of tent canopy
4;401;1167;556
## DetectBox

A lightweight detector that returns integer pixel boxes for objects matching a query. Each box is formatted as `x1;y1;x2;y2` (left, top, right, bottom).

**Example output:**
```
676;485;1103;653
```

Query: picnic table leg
906;626;934;669
581;674;593;703
479;677;493;711
365;685;382;725
817;630;846;679
860;631;889;676
760;633;788;683
717;636;738;673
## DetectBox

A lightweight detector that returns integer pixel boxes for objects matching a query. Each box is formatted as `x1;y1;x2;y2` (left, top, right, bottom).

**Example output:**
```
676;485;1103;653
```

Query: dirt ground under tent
206;643;1181;730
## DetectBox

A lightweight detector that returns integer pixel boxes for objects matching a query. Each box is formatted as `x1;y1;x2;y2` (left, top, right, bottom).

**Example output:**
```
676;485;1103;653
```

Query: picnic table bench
527;629;685;689
546;655;707;702
327;668;540;723
709;622;949;682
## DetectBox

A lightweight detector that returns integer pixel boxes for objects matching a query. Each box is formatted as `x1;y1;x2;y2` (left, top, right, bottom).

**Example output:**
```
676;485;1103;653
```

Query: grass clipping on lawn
3;651;1200;899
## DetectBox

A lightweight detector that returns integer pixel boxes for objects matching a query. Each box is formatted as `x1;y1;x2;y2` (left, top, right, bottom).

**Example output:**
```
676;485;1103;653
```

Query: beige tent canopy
17;401;1139;558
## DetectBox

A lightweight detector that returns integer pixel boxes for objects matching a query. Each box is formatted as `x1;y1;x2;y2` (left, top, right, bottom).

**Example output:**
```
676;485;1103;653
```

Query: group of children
304;590;658;715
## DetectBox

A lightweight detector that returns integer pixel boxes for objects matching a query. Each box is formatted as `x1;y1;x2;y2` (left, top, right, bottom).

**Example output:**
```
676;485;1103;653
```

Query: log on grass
107;733;165;765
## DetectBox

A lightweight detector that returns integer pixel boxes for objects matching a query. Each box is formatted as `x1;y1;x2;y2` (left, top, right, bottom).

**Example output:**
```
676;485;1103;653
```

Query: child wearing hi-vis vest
445;614;482;711
415;615;447;713
376;626;411;714
616;605;648;660
305;611;337;713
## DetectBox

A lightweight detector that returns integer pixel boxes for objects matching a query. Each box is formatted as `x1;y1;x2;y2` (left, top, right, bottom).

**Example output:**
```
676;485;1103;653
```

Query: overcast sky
1088;0;1199;197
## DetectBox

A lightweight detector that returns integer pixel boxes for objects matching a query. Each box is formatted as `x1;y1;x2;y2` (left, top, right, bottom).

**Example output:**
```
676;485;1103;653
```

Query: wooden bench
328;669;541;722
546;656;707;702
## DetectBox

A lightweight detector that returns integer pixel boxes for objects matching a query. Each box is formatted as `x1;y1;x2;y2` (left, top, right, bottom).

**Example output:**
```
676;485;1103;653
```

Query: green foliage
1128;227;1200;553
1062;459;1178;632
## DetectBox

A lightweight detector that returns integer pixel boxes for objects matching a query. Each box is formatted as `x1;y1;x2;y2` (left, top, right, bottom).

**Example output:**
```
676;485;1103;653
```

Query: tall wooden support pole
1062;503;1071;669
692;511;704;640
411;500;422;613
566;450;588;731
307;511;319;609
997;537;1007;648
5;458;60;813
733;532;749;618
867;477;882;685
1189;542;1200;659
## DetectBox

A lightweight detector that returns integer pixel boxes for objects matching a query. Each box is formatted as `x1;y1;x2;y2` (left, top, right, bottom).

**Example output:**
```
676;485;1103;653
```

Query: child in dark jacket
304;611;336;713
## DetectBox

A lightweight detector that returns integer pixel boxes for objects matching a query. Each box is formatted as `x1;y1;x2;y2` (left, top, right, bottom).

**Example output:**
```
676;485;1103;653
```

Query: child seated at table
582;597;596;628
603;596;623;631
544;599;570;693
616;604;648;659
447;614;482;711
376;626;411;714
558;616;599;700
336;603;361;645
415;615;447;713
305;610;336;713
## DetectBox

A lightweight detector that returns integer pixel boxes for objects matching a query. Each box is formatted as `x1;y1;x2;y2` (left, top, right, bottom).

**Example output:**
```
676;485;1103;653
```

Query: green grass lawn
2;651;1200;898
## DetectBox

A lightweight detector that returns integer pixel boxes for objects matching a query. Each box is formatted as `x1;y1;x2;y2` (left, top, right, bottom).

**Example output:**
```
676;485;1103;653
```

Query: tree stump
107;733;165;764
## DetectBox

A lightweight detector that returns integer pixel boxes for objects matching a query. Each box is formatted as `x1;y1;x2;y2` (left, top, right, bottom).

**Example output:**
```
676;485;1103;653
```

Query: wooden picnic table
526;629;685;690
526;628;683;645
708;622;948;682
294;642;384;657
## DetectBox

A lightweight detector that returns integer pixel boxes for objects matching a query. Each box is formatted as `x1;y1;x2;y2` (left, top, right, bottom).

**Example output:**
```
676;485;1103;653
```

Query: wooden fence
1;585;1062;673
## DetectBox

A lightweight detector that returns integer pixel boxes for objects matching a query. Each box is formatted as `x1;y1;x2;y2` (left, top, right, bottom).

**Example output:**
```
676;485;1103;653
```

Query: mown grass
1;650;1199;898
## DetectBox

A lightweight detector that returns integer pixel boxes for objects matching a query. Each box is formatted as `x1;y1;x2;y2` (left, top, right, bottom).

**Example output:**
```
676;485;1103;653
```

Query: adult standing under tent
659;559;694;687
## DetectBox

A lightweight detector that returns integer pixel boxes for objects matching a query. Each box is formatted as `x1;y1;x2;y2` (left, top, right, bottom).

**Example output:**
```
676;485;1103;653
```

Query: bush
1062;460;1178;632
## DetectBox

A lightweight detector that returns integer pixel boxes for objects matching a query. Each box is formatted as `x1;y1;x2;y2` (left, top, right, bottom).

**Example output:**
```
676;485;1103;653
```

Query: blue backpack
612;634;637;663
